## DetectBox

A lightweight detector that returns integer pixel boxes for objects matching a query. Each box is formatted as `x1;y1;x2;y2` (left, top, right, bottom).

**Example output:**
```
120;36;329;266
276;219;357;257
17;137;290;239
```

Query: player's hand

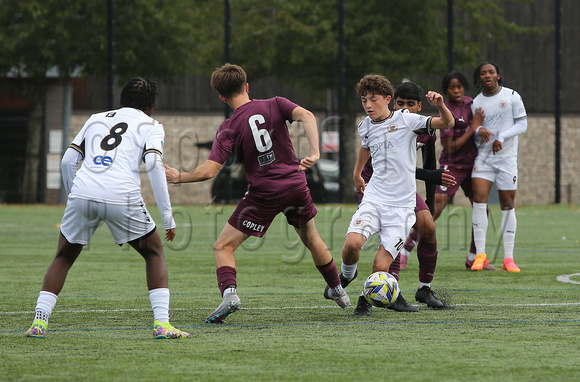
299;155;319;172
425;91;444;107
164;164;180;184
441;169;456;187
354;175;366;194
165;228;176;241
493;140;503;154
478;127;494;143
471;108;485;131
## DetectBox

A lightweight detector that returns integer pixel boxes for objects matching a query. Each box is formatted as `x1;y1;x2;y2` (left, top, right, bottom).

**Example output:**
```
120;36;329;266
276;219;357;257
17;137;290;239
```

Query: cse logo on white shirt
92;122;128;166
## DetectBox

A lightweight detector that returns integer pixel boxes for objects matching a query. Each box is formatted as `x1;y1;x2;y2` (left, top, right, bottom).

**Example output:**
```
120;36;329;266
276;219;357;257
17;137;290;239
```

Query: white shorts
472;155;518;191
60;197;156;245
346;202;416;259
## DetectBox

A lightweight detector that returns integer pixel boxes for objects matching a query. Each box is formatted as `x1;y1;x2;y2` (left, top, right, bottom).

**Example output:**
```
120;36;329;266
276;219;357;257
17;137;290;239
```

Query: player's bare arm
443;108;484;154
353;147;371;193
473;108;494;143
470;107;494;143
165;160;222;184
292;106;320;171
426;91;454;130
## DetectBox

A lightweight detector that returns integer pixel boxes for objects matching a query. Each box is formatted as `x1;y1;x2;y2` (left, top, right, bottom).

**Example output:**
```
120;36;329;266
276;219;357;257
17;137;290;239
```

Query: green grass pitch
1;203;579;381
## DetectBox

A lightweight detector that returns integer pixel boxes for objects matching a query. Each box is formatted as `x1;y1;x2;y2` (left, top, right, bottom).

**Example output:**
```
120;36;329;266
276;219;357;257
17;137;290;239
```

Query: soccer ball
363;271;400;307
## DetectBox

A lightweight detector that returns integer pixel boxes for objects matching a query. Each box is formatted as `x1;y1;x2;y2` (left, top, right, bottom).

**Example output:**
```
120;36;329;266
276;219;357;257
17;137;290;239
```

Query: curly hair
120;77;158;111
356;74;394;98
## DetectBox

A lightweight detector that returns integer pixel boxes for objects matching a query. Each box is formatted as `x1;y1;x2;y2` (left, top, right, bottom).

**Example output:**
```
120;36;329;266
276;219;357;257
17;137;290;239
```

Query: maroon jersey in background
439;96;478;169
208;97;307;198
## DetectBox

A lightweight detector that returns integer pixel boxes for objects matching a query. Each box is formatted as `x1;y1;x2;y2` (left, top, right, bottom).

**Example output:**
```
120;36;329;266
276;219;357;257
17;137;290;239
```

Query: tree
0;0;545;203
0;0;198;202
189;0;544;201
190;0;542;94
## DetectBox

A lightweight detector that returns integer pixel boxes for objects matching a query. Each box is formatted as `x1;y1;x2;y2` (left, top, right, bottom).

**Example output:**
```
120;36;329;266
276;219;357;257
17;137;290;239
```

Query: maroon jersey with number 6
208;97;307;198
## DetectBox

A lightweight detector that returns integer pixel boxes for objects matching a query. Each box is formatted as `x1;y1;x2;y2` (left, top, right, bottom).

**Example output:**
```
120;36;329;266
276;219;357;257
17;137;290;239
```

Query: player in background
165;64;350;324
400;73;498;271
470;62;527;272
435;71;497;270
334;74;453;316
25;77;189;339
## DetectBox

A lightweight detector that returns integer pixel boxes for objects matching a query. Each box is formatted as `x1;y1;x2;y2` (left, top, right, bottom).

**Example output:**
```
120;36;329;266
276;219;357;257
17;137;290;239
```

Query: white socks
35;289;172;325
149;288;170;324
34;291;58;323
472;204;517;260
502;208;517;259
341;262;358;282
472;202;488;254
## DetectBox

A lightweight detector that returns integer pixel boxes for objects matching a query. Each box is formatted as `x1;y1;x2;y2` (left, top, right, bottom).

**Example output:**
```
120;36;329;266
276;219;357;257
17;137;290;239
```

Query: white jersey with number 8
68;107;165;205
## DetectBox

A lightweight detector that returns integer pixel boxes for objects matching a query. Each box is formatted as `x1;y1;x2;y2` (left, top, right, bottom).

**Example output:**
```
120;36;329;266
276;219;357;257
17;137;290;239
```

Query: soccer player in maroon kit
165;64;351;323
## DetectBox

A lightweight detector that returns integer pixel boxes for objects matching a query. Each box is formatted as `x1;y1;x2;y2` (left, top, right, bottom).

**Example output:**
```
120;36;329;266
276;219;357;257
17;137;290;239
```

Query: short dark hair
120;77;158;111
441;71;470;93
211;63;247;99
472;61;503;89
394;82;423;101
356;74;394;98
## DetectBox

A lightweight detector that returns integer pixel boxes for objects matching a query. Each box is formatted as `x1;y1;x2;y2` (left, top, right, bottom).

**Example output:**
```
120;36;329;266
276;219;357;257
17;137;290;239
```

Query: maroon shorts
228;184;317;238
435;166;473;198
415;193;429;213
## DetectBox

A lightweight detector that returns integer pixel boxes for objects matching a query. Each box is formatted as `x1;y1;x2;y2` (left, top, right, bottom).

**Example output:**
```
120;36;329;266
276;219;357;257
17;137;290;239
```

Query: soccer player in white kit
470;62;527;272
337;74;454;316
25;77;189;339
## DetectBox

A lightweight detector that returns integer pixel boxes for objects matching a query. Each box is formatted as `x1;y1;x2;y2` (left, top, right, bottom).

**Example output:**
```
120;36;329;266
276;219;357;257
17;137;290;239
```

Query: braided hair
472;62;503;90
120;77;158;111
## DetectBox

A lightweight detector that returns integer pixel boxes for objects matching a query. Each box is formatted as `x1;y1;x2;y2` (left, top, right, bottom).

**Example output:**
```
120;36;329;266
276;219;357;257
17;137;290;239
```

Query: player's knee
213;240;229;254
342;234;363;259
419;220;437;243
500;199;515;210
342;240;357;254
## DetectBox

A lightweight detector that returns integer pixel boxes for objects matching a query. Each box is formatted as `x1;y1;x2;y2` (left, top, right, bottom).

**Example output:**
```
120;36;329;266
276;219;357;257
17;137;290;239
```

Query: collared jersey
471;86;527;158
359;109;433;208
68;107;166;204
